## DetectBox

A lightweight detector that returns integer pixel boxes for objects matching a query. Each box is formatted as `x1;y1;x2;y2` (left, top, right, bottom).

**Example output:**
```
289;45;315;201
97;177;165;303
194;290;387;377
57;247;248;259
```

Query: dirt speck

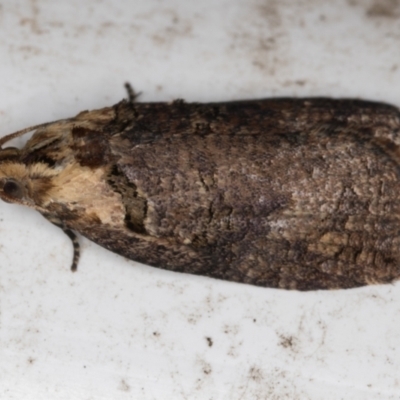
257;0;281;29
282;79;307;87
20;0;44;34
196;358;212;382
223;324;239;335
187;313;201;324
367;0;400;18
206;337;213;347
249;366;264;383
119;379;130;392
279;334;296;349
150;10;193;47
203;365;212;375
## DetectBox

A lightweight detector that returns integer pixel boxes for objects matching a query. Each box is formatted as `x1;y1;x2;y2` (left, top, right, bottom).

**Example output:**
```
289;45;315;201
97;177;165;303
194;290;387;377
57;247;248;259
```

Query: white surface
1;0;400;399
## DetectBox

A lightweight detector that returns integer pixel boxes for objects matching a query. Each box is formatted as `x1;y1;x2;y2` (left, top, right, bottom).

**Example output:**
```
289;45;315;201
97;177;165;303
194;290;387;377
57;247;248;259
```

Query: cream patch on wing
41;163;126;226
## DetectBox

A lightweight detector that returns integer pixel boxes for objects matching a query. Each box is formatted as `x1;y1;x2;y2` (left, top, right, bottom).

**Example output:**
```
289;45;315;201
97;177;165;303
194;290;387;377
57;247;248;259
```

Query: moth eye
3;180;24;199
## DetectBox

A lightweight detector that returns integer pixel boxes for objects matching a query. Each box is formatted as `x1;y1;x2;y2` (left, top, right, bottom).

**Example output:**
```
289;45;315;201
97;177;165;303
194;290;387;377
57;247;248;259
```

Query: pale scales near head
1;86;400;290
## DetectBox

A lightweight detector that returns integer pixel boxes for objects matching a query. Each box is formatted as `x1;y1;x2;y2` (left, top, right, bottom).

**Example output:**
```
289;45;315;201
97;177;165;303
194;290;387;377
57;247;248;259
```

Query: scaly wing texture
45;98;400;290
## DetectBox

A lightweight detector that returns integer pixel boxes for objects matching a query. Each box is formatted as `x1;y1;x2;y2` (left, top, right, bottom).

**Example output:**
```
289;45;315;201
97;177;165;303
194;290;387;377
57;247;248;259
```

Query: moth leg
46;217;81;272
124;82;141;103
62;228;80;272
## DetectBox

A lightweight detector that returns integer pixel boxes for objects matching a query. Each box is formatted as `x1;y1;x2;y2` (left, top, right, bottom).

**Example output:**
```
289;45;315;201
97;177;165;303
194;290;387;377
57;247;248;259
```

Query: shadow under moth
1;85;400;291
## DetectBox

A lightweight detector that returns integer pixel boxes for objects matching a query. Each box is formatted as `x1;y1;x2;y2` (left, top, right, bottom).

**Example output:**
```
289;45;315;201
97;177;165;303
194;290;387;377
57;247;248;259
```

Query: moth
1;85;400;290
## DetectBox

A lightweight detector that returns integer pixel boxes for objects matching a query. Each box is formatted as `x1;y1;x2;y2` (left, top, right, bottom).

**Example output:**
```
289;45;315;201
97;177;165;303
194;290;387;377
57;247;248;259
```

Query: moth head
0;110;121;220
0;147;26;203
0;125;59;209
0;159;49;208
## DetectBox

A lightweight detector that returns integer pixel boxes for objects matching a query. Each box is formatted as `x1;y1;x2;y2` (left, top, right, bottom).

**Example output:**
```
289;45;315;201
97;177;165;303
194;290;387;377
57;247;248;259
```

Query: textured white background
1;0;400;399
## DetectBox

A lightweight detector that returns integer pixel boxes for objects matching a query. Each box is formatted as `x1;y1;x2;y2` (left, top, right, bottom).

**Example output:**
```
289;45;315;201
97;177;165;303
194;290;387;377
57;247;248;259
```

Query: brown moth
1;85;400;290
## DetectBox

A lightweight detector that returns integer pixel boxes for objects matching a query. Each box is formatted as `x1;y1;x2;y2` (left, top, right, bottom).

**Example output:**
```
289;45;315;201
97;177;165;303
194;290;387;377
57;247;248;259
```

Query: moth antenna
0;120;61;148
62;228;80;272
